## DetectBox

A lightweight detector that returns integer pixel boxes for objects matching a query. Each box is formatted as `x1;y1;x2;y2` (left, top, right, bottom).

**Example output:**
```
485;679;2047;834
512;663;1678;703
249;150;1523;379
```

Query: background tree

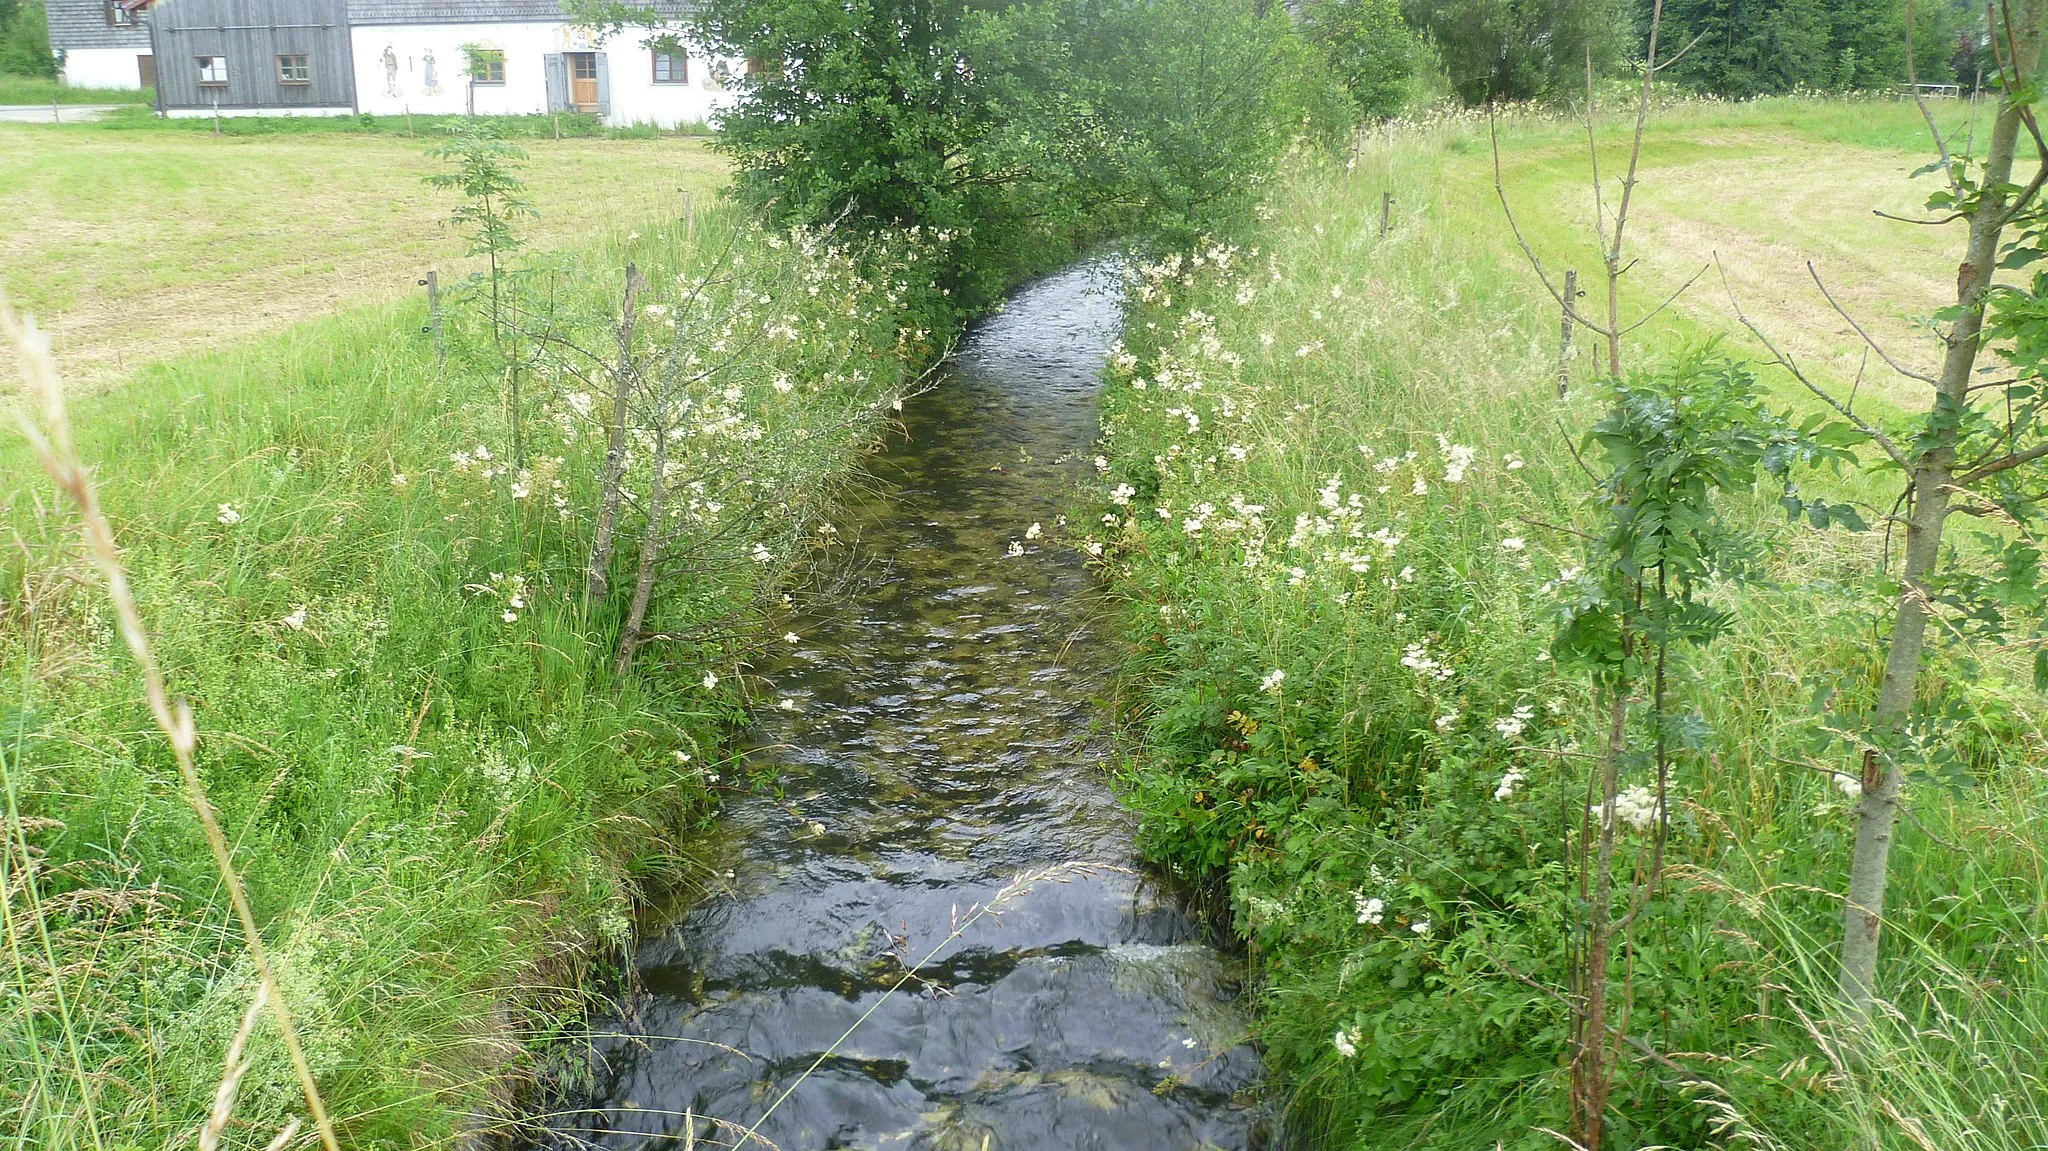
0;0;60;78
1647;0;1959;93
1304;0;1419;119
1403;0;1629;103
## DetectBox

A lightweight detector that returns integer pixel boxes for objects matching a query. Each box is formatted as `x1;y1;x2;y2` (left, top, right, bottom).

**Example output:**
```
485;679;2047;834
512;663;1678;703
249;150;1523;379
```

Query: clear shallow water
550;261;1265;1151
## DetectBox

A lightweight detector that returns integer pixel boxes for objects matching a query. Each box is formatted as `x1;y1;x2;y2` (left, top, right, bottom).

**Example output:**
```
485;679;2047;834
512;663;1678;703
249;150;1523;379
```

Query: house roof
117;0;691;22
346;0;690;23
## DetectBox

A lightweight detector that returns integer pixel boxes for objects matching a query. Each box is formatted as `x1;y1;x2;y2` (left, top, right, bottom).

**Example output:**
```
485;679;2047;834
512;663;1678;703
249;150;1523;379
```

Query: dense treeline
1298;0;1989;115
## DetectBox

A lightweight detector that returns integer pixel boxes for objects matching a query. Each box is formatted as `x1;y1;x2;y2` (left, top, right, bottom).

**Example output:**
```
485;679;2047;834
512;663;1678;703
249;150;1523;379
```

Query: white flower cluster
1596;785;1661;832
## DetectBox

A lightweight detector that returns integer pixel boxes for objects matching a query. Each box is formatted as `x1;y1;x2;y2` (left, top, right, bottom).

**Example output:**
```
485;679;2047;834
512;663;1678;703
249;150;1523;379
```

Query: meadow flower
1025;522;1043;540
1500;537;1526;552
280;605;307;631
1503;452;1526;470
1600;786;1659;832
1434;712;1459;731
1333;1028;1360;1059
1441;442;1476;483
1354;893;1385;925
1109;482;1136;505
702;672;720;690
1493;704;1536;740
752;543;775;564
216;503;243;525
1833;772;1863;800
1259;668;1286;694
778;698;797;711
390;473;407;487
1410;919;1431;935
1494;769;1525;800
784;632;801;643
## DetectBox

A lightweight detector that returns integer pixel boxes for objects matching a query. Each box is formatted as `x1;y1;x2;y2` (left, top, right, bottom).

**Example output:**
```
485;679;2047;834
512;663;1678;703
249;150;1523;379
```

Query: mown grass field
0;124;724;386
1100;95;2048;1149
1445;96;2006;416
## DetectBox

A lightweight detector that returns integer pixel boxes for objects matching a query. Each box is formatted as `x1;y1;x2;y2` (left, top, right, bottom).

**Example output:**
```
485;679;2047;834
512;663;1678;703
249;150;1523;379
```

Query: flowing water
552;261;1264;1151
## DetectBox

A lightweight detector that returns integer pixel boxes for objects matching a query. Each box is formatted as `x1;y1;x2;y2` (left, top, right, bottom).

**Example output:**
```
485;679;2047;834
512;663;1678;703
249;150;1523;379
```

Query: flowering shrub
1084;152;2048;1148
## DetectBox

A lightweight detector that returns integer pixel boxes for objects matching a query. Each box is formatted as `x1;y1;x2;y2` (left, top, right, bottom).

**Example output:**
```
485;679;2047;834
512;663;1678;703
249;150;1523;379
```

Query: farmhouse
47;0;734;127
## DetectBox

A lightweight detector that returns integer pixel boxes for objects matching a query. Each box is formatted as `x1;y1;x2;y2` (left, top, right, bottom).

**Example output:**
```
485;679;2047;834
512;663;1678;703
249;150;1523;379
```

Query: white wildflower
1410;919;1431;936
1500;537;1526;552
702;672;720;690
1025;522;1043;540
1333;1028;1360;1059
280;605;307;631
1355;894;1385;926
1494;769;1525;801
216;503;243;526
1833;772;1863;800
1258;668;1286;694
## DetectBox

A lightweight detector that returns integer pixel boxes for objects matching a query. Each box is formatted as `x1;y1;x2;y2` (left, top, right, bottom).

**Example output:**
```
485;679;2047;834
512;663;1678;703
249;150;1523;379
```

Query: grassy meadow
0;123;724;387
3;135;950;1147
1095;95;2048;1149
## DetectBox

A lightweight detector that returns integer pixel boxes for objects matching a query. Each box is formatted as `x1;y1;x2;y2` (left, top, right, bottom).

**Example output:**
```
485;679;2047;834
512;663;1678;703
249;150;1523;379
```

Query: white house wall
348;22;736;127
60;46;149;89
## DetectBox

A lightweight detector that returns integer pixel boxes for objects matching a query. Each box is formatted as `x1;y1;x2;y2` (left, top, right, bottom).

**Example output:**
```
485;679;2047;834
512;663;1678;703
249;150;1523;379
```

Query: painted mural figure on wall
422;48;441;95
381;45;399;97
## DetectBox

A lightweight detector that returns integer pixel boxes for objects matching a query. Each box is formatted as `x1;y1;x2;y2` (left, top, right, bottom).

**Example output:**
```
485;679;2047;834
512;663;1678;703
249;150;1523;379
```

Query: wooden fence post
1559;268;1578;399
420;272;445;367
1378;191;1394;239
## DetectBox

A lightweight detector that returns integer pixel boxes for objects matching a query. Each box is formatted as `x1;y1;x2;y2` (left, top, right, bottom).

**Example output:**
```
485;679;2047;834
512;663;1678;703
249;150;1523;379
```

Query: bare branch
1492;109;1617;337
1905;0;1964;198
1806;262;1939;385
1715;256;1911;470
1872;208;1968;226
1955;440;2048;484
1618;262;1709;335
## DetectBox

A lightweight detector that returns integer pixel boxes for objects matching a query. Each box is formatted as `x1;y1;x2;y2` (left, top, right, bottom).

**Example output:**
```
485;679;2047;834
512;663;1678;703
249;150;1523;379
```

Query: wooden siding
149;0;354;109
46;0;153;51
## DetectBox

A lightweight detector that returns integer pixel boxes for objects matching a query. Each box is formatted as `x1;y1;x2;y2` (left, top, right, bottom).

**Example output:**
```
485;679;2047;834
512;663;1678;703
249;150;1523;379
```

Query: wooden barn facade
145;0;355;113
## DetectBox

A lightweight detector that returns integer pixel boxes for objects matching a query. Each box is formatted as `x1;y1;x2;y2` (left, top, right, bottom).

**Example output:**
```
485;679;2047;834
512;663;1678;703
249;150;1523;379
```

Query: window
570;52;598;81
276;53;309;84
469;48;504;84
652;51;686;84
105;1;134;27
196;56;227;86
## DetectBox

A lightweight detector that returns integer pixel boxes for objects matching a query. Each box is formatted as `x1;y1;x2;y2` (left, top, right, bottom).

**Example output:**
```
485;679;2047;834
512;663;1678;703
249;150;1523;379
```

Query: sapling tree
426;123;536;463
1553;351;1828;1148
1732;0;2048;1014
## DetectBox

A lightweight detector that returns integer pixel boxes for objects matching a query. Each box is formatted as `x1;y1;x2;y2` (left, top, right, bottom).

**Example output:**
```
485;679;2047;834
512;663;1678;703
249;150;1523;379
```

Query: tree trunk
586;264;643;604
615;404;668;677
1572;689;1628;1148
1841;4;2043;1010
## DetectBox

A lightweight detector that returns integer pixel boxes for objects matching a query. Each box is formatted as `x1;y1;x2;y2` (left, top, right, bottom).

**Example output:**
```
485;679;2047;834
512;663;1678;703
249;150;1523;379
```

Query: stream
551;260;1266;1150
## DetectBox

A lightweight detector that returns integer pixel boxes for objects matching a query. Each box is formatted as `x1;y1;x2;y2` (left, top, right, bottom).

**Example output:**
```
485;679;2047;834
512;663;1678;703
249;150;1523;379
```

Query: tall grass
0;208;939;1147
1092;111;2048;1148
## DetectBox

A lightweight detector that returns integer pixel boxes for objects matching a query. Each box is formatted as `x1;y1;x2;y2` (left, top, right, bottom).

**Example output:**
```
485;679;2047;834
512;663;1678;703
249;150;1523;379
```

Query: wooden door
568;52;598;111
